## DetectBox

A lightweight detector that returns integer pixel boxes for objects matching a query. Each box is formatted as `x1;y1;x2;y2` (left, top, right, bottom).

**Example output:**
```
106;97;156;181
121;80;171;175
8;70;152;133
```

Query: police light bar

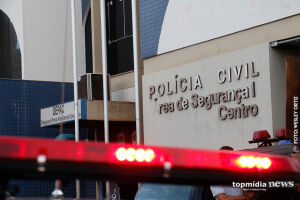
249;130;280;147
112;147;272;170
0;136;299;184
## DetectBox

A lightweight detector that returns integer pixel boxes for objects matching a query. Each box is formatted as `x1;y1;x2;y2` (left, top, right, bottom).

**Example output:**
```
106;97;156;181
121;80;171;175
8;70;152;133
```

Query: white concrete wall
22;0;86;82
158;0;300;54
145;14;300;75
0;0;25;78
143;43;275;150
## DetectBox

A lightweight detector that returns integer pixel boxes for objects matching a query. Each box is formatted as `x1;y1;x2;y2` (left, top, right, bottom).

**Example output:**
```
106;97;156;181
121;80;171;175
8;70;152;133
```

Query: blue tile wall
140;0;169;58
0;79;94;198
0;79;73;138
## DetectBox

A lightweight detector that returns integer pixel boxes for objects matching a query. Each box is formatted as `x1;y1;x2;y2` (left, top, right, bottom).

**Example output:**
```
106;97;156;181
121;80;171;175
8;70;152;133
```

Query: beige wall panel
87;100;136;121
143;43;274;150
111;71;135;92
91;0;102;73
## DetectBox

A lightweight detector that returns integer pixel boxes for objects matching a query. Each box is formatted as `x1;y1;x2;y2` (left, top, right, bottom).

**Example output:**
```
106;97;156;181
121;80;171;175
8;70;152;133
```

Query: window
106;0;133;75
83;0;133;76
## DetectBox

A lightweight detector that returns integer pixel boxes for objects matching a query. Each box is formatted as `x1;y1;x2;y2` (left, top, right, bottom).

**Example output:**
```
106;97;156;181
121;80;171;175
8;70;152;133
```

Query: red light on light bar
253;130;271;140
236;156;271;169
115;147;156;163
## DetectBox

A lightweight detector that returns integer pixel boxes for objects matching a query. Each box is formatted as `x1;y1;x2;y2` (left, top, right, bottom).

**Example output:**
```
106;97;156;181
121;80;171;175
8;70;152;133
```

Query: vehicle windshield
134;183;195;200
134;182;300;200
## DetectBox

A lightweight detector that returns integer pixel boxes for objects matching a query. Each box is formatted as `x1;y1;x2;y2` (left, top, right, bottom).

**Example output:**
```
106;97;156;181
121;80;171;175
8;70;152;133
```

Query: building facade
0;1;300;197
140;0;300;149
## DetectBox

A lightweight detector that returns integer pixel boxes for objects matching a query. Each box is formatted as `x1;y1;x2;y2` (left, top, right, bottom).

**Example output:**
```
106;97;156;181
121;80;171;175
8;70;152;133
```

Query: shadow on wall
0;9;21;79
